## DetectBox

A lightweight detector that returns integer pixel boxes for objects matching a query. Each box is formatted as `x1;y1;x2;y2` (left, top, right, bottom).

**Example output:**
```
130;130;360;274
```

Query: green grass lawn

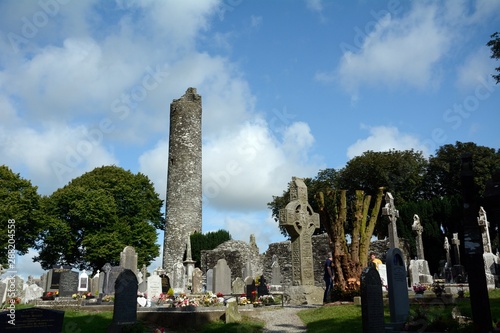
297;289;500;333
10;290;500;332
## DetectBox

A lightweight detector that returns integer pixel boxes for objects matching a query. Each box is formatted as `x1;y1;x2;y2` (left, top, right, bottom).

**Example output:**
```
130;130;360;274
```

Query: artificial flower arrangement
72;292;93;299
238;295;252;305
431;281;446;296
258;295;275;305
102;295;114;302
412;284;428;294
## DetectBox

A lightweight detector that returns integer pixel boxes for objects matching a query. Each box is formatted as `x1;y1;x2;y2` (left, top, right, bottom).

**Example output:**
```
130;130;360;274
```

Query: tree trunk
317;188;384;291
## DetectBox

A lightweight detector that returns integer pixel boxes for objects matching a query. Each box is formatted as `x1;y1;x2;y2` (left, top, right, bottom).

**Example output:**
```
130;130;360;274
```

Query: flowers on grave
431;281;445;297
258;295;275;305
199;292;220;307
412;283;428;294
238;296;252;305
102;295;114;302
153;327;165;333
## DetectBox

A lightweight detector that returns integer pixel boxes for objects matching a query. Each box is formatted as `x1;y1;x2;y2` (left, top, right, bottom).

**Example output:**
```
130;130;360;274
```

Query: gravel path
253;305;319;333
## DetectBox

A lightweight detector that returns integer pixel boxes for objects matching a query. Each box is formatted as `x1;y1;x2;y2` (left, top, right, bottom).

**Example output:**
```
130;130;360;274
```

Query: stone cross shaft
412;214;425;260
279;177;320;286
444;237;451;267
452;233;461;265
477;206;492;253
382;192;399;249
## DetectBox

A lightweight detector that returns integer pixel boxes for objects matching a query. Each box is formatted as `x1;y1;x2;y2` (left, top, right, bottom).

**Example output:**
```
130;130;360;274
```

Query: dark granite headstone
361;266;385;333
108;269;138;333
257;275;269;296
160;274;171;293
386;248;409;329
1;307;64;333
246;279;256;302
58;271;79;297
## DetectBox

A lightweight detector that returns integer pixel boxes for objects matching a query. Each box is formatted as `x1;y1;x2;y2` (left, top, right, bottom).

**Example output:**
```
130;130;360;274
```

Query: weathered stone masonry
163;88;202;277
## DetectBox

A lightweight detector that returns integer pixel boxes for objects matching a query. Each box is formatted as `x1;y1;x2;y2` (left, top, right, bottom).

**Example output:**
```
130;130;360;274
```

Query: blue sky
1;0;499;279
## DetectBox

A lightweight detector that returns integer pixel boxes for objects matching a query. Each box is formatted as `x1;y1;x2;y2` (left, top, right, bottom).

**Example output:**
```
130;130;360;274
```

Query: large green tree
0;165;43;265
487;32;500;84
35;166;163;272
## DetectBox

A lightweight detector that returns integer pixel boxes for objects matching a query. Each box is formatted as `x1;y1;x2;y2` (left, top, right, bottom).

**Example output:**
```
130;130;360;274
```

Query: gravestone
47;266;70;291
271;255;282;286
147;273;162;301
242;255;252;281
120;246;138;277
225;300;242;323
257;275;269;296
213;259;231;295
206;269;213;293
443;237;452;282
412;214;425;260
279;177;320;286
386;248;409;330
160;273;171;294
172;261;185;293
192;268;203;294
1;307;64;333
232;277;245;295
361;266;384;333
478;207;492;253
451;233;466;282
183;235;196;288
245;277;256;302
78;270;89;292
0;281;7;304
91;271;100;294
138;265;148;293
382;192;399;249
58;271;79;297
104;266;125;295
478;207;499;288
108;269;138;333
409;215;433;285
40;273;47;292
102;263;112;294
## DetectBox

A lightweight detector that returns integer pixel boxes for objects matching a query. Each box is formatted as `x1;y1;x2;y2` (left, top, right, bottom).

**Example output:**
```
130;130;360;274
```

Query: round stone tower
163;87;202;277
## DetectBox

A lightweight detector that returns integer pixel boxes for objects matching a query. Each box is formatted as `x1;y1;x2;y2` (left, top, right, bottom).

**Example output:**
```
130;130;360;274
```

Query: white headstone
147;274;162;301
78;270;89;292
206;269;213;293
172;261;185;293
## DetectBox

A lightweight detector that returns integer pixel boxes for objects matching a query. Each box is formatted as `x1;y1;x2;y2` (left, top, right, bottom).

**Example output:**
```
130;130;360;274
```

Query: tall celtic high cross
279;177;320;286
412;214;425;260
382;192;399;249
478;206;492;253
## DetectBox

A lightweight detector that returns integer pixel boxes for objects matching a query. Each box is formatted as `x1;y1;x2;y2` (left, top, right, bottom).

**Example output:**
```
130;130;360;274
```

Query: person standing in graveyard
370;252;382;270
323;253;335;304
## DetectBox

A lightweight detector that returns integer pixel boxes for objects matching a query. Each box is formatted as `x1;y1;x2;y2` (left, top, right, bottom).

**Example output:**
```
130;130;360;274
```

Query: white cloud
306;0;323;13
0;123;118;194
138;139;168;202
202;120;322;211
456;47;496;91
337;3;448;95
347;125;428;159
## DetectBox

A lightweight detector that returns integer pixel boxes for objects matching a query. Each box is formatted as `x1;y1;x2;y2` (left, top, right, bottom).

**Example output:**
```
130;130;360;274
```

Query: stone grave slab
386;248;409;329
109;269;138;332
1;307;64;333
361;266;384;333
58;271;79;297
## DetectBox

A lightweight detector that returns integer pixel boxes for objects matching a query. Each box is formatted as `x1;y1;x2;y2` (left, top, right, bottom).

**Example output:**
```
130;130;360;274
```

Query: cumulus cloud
337;3;448;95
334;2;500;99
138;139;168;202
347;125;428;159
0;123;118;194
456;47;496;91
